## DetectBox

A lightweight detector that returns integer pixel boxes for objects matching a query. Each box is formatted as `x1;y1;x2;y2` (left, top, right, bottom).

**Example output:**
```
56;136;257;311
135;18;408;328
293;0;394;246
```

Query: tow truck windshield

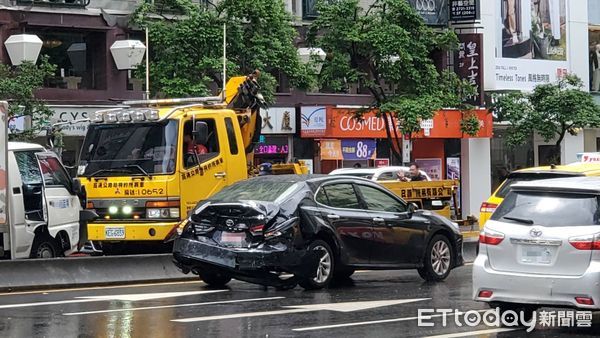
79;120;178;177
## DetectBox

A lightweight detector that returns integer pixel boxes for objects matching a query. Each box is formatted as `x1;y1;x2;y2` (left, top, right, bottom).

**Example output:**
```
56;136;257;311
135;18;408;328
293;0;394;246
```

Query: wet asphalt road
0;263;599;338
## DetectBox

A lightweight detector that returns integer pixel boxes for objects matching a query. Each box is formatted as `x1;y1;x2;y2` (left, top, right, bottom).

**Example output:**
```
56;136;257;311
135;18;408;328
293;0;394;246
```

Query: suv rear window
491;191;600;227
495;173;581;198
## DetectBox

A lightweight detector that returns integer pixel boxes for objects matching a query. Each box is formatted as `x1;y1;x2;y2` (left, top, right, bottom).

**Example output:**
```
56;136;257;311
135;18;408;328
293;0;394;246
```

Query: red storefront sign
324;107;492;139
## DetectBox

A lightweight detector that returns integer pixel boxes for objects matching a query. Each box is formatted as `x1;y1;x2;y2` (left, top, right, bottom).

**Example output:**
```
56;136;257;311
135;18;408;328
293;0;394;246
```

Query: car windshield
491;191;600;227
495;173;579;198
210;180;300;202
79;120;178;177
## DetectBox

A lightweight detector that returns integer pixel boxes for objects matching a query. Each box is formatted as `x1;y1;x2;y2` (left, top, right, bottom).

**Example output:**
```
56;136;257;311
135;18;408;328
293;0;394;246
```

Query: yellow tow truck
78;71;301;253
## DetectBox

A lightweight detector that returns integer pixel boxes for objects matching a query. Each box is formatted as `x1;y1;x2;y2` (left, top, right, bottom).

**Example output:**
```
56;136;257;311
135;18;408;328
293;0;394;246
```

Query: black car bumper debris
173;237;319;287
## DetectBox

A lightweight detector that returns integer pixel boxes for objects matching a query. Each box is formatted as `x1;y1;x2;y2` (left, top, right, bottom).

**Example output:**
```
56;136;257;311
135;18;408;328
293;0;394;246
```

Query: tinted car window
491;191;600;226
496;173;579;198
319;184;360;209
357;185;406;213
376;172;395;181
209;180;297;202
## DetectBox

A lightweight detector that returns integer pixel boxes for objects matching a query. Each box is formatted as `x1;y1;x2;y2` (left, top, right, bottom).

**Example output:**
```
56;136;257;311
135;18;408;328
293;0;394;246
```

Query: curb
0;254;194;293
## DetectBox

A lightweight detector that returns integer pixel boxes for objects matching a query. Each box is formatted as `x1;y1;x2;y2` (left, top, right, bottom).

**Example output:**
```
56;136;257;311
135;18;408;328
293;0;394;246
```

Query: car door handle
214;172;227;178
372;217;387;226
327;214;340;220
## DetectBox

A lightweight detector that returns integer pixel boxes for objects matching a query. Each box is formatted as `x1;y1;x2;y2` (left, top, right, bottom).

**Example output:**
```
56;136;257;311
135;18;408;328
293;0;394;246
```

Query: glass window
210;180;298;202
357;185;406;213
225;118;239;155
315;188;329;205
182;119;220;169
80;119;178;176
376;171;396;181
495;173;578;198
491;191;600;227
320;184;360;209
15;151;43;185
38;156;72;189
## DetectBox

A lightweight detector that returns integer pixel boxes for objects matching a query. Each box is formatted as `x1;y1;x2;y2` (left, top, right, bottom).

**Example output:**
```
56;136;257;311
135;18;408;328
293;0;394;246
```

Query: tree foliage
491;75;600;153
132;0;314;102
0;56;56;141
309;0;477;162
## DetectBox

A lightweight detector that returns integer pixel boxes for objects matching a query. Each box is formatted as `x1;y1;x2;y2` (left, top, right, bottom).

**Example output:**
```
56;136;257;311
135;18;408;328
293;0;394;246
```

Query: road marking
173;298;429;323
422;328;519;338
292;310;489;332
63;296;285;316
0;290;225;309
0;280;203;297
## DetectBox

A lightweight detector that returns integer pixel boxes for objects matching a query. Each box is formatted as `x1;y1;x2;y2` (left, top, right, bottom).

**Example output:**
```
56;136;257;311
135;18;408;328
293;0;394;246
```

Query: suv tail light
480;202;498;214
479;229;505;245
569;233;600;250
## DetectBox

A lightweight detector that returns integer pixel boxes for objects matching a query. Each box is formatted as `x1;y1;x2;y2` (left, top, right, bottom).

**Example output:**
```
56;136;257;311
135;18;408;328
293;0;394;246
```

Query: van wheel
30;234;60;258
299;240;335;290
418;235;453;282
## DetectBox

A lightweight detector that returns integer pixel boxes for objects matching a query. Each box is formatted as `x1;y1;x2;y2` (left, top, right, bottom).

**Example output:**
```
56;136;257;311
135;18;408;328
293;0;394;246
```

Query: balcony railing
16;0;90;8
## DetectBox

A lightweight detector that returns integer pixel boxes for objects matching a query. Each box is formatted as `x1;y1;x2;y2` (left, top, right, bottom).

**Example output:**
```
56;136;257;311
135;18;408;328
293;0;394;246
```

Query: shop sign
320;139;342;160
49;106;120;137
260;107;296;134
327;108;396;139
455;34;484;106
416;158;443;181
579;153;600;163
407;0;448;26
301;106;327;137
375;158;390;167
255;144;289;155
450;0;478;21
341;139;377;160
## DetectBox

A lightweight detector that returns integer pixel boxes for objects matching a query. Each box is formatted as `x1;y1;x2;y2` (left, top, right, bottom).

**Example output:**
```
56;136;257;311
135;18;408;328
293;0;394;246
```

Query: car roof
243;174;377;187
512;163;600;175
511;176;600;194
329;166;410;175
7;142;45;151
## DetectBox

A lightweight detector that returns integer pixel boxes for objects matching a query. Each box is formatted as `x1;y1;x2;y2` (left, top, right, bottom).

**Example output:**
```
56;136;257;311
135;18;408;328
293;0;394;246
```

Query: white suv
473;176;600;315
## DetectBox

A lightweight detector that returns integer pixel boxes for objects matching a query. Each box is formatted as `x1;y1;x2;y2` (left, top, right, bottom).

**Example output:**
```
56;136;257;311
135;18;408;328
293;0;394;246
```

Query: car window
357;185;406;213
38;156;72;189
14;151;43;185
224;117;239;155
210;180;296;202
376;171;395;181
318;184;360;209
183;118;220;169
491;191;600;227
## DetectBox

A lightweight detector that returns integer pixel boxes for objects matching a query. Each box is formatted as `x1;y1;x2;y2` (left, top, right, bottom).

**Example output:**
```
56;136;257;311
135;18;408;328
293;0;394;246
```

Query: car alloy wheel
313;245;332;283
431;240;451;276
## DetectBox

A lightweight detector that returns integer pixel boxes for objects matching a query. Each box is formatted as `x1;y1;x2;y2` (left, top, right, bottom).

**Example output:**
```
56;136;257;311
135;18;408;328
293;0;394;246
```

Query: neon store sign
255;144;289;155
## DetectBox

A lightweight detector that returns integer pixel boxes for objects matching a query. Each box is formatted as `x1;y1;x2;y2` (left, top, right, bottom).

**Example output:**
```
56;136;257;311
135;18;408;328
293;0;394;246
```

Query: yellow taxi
479;163;600;229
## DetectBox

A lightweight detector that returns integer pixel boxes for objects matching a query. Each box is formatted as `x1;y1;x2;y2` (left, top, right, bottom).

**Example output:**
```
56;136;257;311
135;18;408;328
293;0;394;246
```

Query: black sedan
172;175;463;290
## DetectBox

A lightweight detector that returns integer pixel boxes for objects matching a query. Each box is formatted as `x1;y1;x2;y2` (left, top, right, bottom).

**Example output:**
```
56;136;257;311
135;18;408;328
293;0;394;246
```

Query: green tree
308;0;476;162
132;0;314;102
0;56;56;141
492;75;600;163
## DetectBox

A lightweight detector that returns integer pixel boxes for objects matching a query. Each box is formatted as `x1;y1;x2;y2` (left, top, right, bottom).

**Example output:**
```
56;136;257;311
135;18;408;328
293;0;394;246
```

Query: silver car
473;177;600;313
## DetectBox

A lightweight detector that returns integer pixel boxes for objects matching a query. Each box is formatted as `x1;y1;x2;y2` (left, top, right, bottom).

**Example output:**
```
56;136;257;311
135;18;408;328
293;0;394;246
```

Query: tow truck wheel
299;239;335;290
30;234;60;258
198;270;232;287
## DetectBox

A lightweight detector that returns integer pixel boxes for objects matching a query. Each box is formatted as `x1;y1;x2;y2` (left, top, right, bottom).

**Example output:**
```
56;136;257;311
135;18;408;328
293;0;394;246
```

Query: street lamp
109;40;146;70
297;47;326;74
4;34;43;66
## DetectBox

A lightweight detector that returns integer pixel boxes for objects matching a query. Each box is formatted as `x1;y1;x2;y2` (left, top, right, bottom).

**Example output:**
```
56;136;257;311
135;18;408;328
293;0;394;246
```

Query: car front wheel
418;234;453;282
299;240;335;290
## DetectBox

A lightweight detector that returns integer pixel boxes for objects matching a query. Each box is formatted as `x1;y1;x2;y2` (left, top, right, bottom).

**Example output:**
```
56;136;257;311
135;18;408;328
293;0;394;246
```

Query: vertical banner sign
408;0;449;26
455;34;484;106
450;0;478;21
0;102;7;225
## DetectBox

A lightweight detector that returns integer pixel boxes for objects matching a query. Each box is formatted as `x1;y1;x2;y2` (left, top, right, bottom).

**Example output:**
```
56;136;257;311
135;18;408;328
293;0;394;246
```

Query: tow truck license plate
105;227;126;239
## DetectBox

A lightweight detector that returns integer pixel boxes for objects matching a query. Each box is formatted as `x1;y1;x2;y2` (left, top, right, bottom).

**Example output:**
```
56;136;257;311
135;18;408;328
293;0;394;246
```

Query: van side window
225;117;239;155
38;156;72;190
183;119;219;169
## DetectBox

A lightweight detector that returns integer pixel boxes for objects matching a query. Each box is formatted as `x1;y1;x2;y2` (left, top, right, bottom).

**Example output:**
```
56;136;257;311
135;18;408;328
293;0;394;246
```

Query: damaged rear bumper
172;237;318;286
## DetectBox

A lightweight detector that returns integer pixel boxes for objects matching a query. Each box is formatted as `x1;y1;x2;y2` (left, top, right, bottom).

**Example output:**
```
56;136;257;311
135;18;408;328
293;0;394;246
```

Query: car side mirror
408;203;418;214
193;121;209;145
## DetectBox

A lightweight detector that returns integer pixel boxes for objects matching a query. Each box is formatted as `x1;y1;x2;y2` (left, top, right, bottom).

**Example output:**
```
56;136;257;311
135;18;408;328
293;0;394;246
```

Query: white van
0;142;94;259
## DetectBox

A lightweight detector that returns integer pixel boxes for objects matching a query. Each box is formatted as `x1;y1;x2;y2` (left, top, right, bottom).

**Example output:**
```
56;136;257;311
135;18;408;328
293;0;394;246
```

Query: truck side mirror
194;121;209;145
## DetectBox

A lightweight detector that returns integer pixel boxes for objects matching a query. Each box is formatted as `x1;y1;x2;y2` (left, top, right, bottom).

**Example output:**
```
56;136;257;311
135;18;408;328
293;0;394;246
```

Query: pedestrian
408;162;426;181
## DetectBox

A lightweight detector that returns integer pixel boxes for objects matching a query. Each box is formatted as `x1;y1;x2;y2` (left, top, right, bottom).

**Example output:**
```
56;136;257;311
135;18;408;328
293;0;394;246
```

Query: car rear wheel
299;240;335;290
199;270;232;287
418;234;453;282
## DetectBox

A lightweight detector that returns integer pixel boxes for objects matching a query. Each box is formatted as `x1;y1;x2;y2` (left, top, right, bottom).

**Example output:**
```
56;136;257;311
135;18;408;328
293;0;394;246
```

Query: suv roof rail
123;96;223;106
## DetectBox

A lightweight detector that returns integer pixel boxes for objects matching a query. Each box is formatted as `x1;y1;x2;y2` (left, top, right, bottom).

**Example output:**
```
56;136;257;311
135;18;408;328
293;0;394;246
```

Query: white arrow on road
172;298;430;323
0;290;226;310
